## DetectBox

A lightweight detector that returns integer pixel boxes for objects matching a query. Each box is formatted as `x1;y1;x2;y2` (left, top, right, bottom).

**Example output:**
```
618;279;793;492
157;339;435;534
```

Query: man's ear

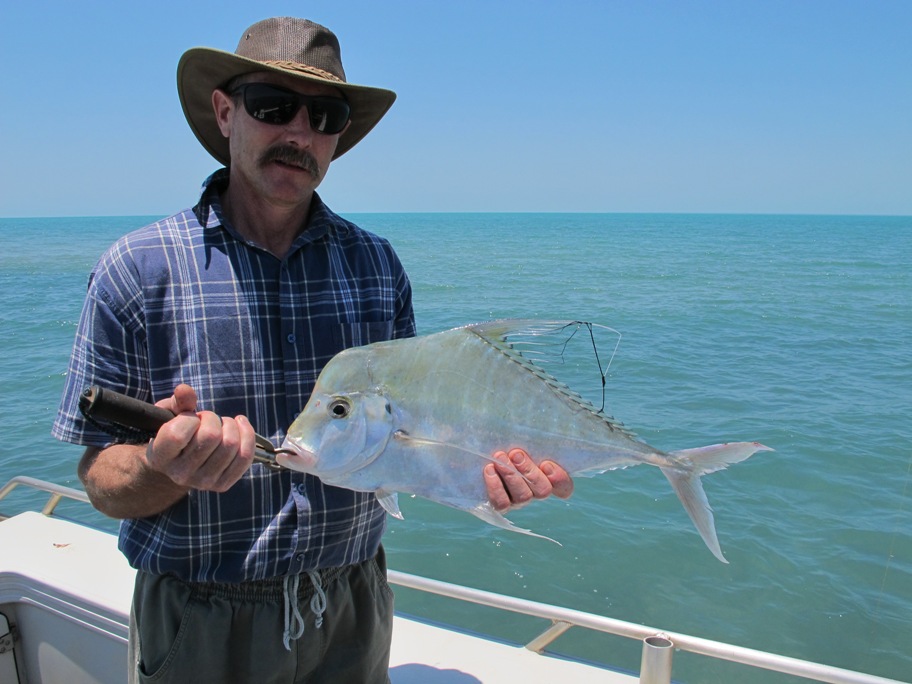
212;89;234;138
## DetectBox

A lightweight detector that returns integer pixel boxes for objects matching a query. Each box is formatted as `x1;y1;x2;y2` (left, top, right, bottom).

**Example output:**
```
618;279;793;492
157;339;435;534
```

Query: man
53;17;572;683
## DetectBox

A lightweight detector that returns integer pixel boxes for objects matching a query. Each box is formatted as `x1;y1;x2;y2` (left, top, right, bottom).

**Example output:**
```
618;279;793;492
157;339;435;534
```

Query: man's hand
483;448;574;512
79;384;257;519
145;384;257;493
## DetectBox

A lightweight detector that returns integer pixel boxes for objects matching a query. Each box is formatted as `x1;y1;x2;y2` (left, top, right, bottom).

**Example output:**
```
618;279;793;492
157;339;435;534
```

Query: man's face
213;71;348;209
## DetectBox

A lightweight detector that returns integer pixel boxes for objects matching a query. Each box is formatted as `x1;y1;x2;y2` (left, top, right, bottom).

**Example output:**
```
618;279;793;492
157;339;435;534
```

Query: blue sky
2;1;909;216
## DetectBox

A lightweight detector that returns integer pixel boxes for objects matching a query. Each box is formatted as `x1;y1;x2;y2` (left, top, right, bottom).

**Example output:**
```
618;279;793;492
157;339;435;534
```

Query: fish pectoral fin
469;502;561;546
392;431;536;485
376;489;404;520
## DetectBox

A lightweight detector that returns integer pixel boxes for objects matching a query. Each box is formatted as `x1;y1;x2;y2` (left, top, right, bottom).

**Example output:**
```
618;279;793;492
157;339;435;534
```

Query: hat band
262;60;345;83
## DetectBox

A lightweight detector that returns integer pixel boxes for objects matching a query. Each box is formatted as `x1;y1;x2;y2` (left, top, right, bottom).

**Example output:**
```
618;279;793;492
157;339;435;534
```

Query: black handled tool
79;386;288;469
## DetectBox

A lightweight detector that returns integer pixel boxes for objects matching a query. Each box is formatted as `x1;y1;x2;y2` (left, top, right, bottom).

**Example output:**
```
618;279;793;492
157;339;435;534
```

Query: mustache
259;145;321;177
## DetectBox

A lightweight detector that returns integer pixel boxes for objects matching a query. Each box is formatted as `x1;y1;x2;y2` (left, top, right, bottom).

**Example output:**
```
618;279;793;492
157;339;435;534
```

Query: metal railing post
639;635;674;684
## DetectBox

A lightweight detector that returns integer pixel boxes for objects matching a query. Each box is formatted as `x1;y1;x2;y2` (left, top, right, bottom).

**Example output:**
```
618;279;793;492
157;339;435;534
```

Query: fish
278;320;772;562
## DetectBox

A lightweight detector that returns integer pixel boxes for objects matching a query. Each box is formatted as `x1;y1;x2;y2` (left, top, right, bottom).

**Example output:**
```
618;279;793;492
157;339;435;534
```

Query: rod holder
639;634;674;684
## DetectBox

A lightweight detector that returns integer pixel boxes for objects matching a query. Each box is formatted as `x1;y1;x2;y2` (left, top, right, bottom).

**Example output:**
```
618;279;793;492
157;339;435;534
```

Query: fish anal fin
469;502;562;546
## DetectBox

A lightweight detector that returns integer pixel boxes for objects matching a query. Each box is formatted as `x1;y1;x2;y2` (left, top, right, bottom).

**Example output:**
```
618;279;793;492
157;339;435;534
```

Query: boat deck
390;615;633;683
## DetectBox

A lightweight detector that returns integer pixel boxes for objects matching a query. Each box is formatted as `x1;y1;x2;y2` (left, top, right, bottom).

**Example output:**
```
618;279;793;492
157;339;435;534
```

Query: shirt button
295;553;305;563
286;333;296;344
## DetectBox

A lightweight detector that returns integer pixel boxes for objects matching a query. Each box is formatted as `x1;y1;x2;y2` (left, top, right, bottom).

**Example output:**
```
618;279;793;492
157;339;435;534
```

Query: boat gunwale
1;476;907;684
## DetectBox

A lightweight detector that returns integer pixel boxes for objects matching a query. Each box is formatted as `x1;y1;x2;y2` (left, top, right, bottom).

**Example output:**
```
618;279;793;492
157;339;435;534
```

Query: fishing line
501;320;621;414
581;321;621;413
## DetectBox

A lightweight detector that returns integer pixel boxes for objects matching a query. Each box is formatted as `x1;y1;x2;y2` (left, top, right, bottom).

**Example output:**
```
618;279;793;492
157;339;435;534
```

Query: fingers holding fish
484;461;512;512
540;460;574;499
485;449;572;512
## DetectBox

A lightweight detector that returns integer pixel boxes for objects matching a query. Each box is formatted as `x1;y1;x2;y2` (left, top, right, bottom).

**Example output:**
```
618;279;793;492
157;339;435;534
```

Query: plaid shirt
53;170;416;582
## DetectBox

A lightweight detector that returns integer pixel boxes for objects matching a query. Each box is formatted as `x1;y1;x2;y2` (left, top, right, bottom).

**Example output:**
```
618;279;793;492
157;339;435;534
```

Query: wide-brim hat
177;17;396;164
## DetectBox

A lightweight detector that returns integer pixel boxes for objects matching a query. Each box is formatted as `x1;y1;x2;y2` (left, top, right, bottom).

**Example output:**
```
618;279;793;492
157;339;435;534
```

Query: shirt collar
191;169;349;254
193;169;229;231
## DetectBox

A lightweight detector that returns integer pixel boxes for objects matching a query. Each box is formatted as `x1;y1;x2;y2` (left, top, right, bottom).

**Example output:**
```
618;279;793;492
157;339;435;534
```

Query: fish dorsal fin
465;320;633;436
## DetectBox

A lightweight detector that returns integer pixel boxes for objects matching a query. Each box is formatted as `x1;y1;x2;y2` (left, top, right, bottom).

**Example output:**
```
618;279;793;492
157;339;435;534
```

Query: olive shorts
128;548;394;683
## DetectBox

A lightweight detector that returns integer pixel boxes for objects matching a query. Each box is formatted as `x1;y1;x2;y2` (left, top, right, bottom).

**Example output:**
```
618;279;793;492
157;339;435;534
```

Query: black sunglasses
230;83;351;135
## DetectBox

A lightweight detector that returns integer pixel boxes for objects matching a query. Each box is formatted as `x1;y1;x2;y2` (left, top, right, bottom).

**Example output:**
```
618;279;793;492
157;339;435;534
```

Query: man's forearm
78;444;190;519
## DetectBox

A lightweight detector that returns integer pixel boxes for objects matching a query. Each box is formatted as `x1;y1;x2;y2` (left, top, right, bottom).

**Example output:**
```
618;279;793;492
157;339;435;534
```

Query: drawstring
282;574;305;650
282;572;328;650
308;571;327;629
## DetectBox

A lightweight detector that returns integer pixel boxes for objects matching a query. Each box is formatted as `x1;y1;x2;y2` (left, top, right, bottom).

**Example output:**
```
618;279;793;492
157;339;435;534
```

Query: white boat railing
0;475;89;517
388;570;907;684
2;476;907;684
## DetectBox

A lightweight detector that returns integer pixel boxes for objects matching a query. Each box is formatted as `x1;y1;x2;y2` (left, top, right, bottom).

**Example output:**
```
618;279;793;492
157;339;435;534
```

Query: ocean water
1;213;909;683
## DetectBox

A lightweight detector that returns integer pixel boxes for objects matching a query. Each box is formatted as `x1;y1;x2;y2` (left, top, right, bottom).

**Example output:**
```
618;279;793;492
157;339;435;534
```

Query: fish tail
661;442;773;563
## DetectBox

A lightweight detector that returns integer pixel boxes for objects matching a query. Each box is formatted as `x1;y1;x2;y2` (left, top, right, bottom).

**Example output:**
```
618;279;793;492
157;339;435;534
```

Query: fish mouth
276;438;318;471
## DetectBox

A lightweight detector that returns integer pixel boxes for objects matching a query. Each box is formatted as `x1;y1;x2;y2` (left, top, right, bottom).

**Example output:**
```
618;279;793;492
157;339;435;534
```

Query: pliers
79;385;294;470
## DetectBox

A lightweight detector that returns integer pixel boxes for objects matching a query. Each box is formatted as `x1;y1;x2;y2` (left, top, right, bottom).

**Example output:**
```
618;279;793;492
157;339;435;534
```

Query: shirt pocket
331;320;395;350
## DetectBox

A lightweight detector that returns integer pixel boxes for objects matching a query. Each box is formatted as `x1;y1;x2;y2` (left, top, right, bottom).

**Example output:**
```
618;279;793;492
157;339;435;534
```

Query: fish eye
328;398;352;419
